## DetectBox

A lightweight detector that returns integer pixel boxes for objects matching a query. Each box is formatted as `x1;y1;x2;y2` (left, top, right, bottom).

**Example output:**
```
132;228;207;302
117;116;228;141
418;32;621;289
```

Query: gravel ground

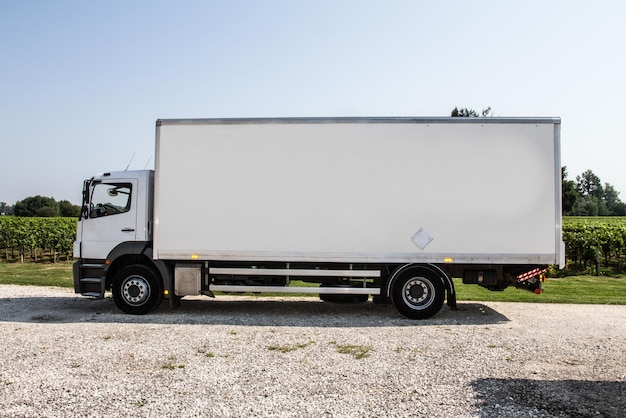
0;285;625;417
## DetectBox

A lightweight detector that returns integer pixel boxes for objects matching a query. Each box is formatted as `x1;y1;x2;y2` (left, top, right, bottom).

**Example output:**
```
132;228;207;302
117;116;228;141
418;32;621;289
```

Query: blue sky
1;0;625;205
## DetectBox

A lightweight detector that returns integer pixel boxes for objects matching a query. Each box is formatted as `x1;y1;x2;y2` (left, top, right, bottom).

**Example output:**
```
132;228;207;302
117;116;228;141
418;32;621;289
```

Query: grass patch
394;346;423;361
134;399;148;408
0;260;74;287
453;275;626;305
331;342;372;359
1;261;625;305
267;341;315;353
196;345;217;358
162;356;185;370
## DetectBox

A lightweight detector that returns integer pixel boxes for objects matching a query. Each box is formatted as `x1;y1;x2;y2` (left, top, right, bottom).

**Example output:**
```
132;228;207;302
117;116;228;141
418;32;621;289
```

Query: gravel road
0;284;625;417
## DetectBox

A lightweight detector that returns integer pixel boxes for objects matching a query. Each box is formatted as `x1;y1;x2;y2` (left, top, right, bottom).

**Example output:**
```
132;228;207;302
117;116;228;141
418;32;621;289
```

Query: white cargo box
154;118;563;267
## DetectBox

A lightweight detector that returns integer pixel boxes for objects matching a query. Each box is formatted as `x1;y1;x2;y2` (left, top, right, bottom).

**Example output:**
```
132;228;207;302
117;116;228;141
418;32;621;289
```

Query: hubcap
402;277;434;308
122;276;150;306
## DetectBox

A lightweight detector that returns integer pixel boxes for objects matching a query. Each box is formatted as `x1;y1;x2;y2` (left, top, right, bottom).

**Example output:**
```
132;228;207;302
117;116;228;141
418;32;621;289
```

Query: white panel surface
154;119;561;264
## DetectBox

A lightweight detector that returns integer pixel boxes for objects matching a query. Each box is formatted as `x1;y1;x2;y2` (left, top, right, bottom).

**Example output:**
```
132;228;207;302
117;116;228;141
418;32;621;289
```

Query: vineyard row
1;217;626;269
0;217;76;262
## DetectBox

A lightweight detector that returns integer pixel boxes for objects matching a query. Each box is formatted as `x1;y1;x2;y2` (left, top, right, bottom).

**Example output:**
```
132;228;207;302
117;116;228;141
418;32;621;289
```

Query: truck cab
73;170;155;301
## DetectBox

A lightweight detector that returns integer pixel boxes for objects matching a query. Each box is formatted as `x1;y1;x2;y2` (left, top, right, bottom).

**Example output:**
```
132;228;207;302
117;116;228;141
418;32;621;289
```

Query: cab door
80;179;138;259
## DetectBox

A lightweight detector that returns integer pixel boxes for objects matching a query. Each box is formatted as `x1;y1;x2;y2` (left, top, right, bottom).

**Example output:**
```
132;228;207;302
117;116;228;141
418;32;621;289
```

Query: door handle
121;228;135;232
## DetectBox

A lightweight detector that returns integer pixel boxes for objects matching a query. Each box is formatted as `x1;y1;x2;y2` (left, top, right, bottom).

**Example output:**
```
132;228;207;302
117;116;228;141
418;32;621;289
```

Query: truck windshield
89;183;132;218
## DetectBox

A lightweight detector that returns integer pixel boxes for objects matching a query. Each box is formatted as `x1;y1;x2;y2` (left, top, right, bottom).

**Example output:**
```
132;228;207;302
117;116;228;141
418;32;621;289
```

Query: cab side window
90;183;132;218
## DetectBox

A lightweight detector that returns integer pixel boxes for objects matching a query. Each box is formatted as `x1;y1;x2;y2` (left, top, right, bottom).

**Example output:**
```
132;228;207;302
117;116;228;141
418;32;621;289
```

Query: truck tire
112;264;163;315
390;267;444;319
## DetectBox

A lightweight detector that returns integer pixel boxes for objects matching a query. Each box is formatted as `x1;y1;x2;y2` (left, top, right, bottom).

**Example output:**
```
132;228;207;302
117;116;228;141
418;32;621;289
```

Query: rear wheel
390;267;444;319
112;265;163;315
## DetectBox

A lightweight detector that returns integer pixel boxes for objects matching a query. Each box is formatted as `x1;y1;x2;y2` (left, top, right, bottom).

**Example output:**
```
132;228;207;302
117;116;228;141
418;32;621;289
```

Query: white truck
73;117;564;319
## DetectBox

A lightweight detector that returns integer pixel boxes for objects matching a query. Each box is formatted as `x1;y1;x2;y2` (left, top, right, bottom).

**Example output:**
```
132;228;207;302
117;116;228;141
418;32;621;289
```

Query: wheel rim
121;275;151;306
402;277;435;309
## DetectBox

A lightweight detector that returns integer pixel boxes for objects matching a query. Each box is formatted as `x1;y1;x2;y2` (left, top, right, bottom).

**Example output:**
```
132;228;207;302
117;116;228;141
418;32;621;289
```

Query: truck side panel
154;119;562;266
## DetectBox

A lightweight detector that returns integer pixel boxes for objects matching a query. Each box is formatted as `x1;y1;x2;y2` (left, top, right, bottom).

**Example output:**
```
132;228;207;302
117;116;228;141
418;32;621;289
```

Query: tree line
0;196;80;217
562;167;626;216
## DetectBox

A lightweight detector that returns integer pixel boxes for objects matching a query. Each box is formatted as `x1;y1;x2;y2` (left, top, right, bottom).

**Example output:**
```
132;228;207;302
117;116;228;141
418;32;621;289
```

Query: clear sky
1;0;624;205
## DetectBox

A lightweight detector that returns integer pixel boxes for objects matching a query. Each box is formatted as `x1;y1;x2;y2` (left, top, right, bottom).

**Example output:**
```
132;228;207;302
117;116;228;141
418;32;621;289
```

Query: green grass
331;342;372;359
1;261;625;305
0;260;74;287
267;341;315;353
453;276;626;305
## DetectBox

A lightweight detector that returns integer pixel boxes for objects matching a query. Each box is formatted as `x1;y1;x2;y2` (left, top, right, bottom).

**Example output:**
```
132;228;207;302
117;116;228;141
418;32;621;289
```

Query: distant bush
12;195;80;217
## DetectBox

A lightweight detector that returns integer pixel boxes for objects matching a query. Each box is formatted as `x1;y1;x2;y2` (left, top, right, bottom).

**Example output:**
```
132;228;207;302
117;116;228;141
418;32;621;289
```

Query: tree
603;184;626;216
0;202;13;216
573;170;605;216
564;169;626;216
562;167;579;214
576;170;604;199
451;106;492;117
13;196;60;217
59;200;80;217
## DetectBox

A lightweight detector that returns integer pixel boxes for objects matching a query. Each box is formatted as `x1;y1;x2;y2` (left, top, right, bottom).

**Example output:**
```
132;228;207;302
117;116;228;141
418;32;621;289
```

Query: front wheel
112;265;163;315
390;267;444;319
